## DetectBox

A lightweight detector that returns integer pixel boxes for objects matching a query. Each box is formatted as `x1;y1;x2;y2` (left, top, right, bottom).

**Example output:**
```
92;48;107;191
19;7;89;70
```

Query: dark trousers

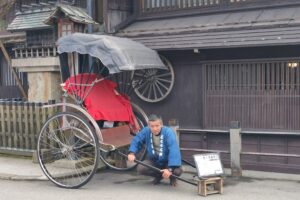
137;159;182;180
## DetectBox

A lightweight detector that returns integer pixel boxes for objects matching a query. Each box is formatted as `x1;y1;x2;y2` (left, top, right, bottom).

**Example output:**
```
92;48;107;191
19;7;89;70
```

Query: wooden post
0;41;28;99
230;121;242;177
168;118;180;144
0;101;6;147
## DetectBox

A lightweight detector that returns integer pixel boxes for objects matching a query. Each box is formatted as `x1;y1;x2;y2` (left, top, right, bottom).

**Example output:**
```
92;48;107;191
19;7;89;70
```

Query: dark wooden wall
132;45;300;129
105;0;133;33
130;45;300;173
131;54;204;129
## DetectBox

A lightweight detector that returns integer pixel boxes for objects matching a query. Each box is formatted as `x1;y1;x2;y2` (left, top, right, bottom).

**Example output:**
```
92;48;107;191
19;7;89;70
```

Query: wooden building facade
107;0;300;173
2;0;300;173
2;0;99;102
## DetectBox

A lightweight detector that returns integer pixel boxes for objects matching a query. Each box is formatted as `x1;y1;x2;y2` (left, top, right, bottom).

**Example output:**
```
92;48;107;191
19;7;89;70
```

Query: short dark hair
148;114;163;123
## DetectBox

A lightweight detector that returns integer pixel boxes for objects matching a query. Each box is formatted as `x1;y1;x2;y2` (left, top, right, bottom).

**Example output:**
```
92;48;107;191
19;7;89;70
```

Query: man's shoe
152;176;162;185
170;177;177;187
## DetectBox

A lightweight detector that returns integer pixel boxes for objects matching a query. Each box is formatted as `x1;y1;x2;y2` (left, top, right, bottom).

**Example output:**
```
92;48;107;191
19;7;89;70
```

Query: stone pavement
0;155;47;181
1;154;300;183
1;167;300;200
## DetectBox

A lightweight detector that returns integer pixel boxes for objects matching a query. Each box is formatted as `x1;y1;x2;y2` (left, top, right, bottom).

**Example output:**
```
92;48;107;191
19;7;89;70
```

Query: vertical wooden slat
281;62;285;129
179;0;184;8
269;62;277;127
35;102;42;150
227;63;232;126
220;63;224;127
0;101;5;147
12;101;18;148
6;101;12;148
24;102;30;149
246;63;250;127
18;101;24;149
267;62;272;128
253;62;258;127
285;62;289;129
260;63;264;129
203;64;207;128
291;66;296;130
47;100;56;151
225;63;229;127
143;0;149;12
29;103;34;150
291;64;295;130
274;62;279;128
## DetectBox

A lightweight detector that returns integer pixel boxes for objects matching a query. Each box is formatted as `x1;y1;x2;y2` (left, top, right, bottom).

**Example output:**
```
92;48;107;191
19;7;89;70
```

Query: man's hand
161;169;172;179
128;153;135;162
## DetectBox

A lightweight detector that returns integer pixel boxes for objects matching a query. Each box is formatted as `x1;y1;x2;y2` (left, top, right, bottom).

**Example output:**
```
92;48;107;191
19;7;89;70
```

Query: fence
0;99;57;156
180;124;300;175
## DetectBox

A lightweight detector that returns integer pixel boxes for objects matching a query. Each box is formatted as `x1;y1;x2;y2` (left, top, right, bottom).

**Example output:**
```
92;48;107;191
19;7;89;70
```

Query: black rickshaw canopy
57;33;167;74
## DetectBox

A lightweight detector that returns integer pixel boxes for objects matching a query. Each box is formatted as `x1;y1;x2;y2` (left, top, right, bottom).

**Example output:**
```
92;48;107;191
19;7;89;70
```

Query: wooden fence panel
0;99;58;153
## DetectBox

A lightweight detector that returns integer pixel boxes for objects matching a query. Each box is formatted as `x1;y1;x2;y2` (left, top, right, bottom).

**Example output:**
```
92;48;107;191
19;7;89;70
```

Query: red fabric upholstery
64;73;140;132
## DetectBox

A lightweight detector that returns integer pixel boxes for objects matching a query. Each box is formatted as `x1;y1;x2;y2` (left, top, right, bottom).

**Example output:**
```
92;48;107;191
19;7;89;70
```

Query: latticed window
61;23;73;37
204;60;300;131
26;29;55;47
206;61;300;91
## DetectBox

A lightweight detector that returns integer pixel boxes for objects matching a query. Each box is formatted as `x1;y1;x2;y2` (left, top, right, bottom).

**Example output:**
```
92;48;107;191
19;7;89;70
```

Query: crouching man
128;114;182;186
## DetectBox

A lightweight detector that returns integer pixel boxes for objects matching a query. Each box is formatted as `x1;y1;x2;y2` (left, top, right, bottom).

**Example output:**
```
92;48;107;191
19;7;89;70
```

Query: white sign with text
193;153;224;178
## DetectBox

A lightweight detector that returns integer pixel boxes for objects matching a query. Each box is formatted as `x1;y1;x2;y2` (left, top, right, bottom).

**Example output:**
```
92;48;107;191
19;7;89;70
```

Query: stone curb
0;173;48;181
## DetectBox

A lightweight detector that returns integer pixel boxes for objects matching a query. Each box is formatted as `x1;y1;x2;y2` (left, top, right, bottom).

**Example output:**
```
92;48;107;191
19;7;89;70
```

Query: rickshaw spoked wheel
37;112;99;189
99;103;148;171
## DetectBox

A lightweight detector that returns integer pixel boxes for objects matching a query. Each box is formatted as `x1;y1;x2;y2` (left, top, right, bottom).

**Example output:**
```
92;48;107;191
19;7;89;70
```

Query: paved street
1;170;299;200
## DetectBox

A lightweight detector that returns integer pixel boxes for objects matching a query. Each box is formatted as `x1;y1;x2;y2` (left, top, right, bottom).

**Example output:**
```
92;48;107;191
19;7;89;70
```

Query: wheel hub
62;146;73;155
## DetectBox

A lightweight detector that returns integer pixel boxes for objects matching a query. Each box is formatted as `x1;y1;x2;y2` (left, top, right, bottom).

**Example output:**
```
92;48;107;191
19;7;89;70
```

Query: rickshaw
36;33;172;189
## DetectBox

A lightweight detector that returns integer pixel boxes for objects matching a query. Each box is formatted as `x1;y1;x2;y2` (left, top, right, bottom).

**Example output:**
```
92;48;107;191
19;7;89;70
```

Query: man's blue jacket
129;126;182;167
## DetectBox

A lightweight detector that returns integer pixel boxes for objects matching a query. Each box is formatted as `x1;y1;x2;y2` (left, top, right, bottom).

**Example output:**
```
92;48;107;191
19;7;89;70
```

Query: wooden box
197;177;223;197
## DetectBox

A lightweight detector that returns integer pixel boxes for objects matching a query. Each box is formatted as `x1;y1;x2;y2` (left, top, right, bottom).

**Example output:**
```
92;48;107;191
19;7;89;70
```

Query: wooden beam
0;41;28;99
103;0;108;33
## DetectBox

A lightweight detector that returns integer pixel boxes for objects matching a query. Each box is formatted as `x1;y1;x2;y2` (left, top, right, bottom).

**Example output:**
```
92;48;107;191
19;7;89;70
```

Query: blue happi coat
129;126;181;167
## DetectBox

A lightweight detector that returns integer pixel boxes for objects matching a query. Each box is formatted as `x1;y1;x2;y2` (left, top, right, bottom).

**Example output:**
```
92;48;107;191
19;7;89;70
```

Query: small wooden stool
197;177;223;197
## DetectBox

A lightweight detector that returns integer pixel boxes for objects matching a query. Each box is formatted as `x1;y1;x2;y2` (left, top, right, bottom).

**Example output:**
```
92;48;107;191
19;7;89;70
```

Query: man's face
148;120;163;135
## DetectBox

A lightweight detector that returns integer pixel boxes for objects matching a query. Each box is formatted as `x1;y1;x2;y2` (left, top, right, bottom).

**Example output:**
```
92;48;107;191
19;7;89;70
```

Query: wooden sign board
193;153;224;178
